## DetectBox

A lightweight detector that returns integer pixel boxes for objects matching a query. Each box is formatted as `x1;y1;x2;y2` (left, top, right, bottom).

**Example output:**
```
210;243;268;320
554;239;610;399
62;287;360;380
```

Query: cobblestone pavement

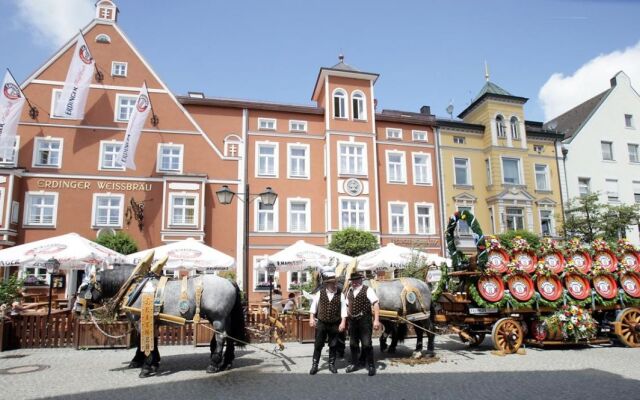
0;335;638;400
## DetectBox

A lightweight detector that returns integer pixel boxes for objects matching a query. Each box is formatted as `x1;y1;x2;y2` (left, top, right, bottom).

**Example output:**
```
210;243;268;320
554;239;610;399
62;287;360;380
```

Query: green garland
620;291;640;307
430;263;448;301
446;210;487;271
468;279;508;308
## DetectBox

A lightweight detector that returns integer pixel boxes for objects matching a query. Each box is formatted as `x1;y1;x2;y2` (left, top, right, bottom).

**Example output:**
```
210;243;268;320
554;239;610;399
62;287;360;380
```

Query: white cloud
13;0;95;48
539;41;640;121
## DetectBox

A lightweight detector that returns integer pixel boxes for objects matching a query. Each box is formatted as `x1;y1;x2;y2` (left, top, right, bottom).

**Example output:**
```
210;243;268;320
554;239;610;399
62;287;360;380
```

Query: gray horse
74;265;248;377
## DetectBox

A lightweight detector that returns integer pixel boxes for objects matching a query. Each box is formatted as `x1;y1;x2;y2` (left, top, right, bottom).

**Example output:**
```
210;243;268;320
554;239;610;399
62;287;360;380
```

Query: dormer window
96;0;118;22
496;115;506;138
333;89;347;119
352;91;366;120
510;116;520;139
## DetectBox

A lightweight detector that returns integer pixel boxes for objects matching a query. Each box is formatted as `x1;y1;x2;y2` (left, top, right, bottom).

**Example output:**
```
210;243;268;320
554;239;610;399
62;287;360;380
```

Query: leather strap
153;276;169;316
193;277;204;323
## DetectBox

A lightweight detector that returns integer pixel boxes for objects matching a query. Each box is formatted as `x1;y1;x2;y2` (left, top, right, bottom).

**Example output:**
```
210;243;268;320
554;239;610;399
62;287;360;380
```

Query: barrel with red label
477;275;505;303
593;250;618;273
619;251;640;273
592;274;618;300
566;250;592;274
507;273;535;302
512;250;537;274
536;274;563;302
564;273;591;300
486;249;509;274
541;251;565;274
619;272;640;298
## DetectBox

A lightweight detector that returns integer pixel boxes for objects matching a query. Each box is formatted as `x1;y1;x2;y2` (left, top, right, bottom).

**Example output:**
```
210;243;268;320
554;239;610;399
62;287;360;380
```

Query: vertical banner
0;71;26;159
116;83;151;170
54;33;95;119
140;282;155;356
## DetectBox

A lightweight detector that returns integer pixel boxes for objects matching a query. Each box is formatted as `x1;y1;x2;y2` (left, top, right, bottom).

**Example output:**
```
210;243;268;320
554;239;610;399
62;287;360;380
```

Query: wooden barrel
477;275;504;303
567;251;592;274
512;251;537;274
542;251;565;274
507;273;534;302
564;273;591;300
486;249;509;274
619;272;640;298
593;250;618;273
592;274;618;300
536;274;563;301
620;251;640;273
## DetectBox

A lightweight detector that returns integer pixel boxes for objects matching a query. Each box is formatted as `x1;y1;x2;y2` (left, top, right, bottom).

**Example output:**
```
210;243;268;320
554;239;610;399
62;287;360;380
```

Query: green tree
0;274;24;306
95;231;138;255
328;228;379;257
496;230;541;251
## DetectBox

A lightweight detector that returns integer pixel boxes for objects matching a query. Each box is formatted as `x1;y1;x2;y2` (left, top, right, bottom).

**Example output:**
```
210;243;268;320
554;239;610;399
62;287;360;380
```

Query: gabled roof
458;80;528;119
543;89;611;141
474;81;512;100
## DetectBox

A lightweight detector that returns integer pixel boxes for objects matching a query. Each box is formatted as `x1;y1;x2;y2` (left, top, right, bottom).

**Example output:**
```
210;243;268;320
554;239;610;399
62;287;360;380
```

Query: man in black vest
309;272;346;375
345;271;380;376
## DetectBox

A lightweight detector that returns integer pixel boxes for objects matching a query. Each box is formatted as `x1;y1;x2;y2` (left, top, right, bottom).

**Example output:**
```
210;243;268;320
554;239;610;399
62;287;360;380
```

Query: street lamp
215;185;278;295
44;257;60;345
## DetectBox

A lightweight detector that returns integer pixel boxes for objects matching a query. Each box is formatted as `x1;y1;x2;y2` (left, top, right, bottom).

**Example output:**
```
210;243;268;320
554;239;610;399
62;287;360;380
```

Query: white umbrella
126;238;234;272
261;240;353;272
356;243;451;271
0;232;124;269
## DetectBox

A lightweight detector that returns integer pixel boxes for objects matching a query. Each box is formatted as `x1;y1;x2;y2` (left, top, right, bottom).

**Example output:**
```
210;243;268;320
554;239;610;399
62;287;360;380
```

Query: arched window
223;134;242;158
95;34;111;44
333;89;347;119
352;91;366;120
496;115;506;138
510;116;520;139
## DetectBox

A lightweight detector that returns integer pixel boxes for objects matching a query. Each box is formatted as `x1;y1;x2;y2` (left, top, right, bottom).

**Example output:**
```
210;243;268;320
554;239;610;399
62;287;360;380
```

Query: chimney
420;105;431;115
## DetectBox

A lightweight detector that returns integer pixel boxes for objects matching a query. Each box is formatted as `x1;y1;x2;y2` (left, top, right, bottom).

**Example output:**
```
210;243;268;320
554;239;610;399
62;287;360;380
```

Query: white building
547;71;640;244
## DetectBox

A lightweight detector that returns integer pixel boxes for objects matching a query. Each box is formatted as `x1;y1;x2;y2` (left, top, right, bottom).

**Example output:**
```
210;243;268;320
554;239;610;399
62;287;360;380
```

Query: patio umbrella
126;238;234;272
356;243;451;271
262;240;353;272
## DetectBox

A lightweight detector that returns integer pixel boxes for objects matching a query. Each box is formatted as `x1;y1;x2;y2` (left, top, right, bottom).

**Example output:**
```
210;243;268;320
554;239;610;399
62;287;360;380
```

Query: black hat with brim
349;272;364;280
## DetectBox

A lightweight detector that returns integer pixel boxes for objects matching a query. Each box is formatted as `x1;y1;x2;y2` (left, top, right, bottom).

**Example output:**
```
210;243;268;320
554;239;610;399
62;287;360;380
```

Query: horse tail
396;322;408;343
228;282;249;347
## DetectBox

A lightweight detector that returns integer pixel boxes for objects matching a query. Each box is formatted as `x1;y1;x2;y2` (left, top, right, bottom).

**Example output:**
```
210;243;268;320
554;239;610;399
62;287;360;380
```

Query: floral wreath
511;236;531;253
534;260;554;279
542;305;597;343
564;238;587;253
539;237;561;255
617;238;638;253
485;235;502;250
562;259;589;279
591;238;610;253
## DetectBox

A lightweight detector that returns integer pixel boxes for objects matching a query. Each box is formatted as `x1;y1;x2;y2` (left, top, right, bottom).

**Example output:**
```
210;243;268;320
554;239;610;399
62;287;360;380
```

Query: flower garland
430;263;448;301
620;289;640;307
542;305;598;342
533;261;553;279
589;261;611;277
617;238;638;253
539;237;561;255
565;238;588;254
468;279;508;308
511;236;531;253
591;238;610;253
486;235;503;250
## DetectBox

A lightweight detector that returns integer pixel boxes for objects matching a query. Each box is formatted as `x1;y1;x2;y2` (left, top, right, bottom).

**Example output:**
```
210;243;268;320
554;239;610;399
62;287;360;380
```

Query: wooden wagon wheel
491;318;523;353
615;307;640;348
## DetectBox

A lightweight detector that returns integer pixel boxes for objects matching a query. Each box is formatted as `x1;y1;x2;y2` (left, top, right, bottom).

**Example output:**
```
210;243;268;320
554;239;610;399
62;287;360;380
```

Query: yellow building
437;79;564;238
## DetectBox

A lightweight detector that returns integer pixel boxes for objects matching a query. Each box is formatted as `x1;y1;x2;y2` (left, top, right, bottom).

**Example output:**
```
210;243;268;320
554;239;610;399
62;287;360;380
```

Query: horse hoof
206;365;220;374
128;361;142;369
139;369;151;378
411;351;423;359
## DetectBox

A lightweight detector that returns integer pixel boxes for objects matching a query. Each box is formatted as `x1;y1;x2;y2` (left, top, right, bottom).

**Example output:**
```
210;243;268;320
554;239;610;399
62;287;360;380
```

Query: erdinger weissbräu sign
36;179;152;192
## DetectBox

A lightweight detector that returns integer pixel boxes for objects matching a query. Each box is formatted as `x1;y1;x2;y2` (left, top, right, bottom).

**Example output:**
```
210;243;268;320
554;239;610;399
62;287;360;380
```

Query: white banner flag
0;71;26;160
117;83;151;170
54;34;94;119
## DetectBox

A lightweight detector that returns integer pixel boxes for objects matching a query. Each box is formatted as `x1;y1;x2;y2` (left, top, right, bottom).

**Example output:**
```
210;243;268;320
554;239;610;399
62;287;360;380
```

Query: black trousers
313;320;340;361
349;316;373;365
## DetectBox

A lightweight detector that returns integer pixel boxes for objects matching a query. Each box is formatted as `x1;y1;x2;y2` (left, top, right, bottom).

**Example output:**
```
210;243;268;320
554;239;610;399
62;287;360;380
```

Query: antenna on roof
484;60;490;82
446;100;454;120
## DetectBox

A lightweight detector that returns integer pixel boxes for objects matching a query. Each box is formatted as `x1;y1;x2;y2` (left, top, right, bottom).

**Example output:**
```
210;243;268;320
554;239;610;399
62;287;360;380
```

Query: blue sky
2;0;640;121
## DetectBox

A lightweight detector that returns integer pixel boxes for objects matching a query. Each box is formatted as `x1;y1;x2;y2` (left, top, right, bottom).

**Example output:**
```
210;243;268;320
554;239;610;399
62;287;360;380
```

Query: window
339;143;366;175
23;267;48;286
223;135;242;158
412;130;427;141
578;178;591;197
288;144;308;178
257;143;278;177
258;118;276;131
352;91;366;120
386;151;406;183
502;157;522;185
453;136;465;144
333;89;347;118
454;158;470;185
625;114;634;128
11;201;19;224
535;164;550;191
540;210;553;236
386;128;402;140
33;137;62;168
510;116;520;139
634;181;640;203
389;203;408;234
24;193;57;226
111;62;127;77
0;136;19;166
340;198;367;230
95;33;111;43
412;153;432;185
288;270;312;290
256;199;277;232
605;179;619;203
533;145;544;153
485;159;492;185
170;194;198;226
253;256;271;291
289;120;307;132
288;199;309;233
158;144;183;173
415;204;434;235
505;207;524;231
100;141;124;170
92;194;123;227
601;141;614;161
457;206;472;234
115;95;137;122
628;144;639;163
496;115;506;138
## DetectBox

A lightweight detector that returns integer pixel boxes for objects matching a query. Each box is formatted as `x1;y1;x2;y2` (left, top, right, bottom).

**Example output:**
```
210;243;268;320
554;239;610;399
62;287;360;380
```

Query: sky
1;0;640;122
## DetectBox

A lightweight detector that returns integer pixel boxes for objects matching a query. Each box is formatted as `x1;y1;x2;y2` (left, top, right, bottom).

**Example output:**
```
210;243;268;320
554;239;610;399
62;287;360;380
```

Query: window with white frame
601;141;614;161
412;153;432;185
496;115;506;138
288;270;311;290
352;91;366;120
92;194;123;227
333;89;347;118
257;143;277;177
625;114;634;128
0;136;19;166
415;204;434;235
11;201;19;224
24;193;57;226
387;151;406;183
412;130;427;141
224;136;242;157
170;194;197;226
100;141;124;170
256;199;277;232
510;116;520;139
288;199;309;233
115;95;137;122
288;144;308;178
158;144;183;172
340;198;367;230
628;143;639;163
111;61;127;77
605;179;619;202
633;181;640;203
289;120;307;132
505;207;524;231
23;266;48;286
386;128;402;140
535;164;550;190
253;256;271;290
578;178;591;197
339;143;365;175
389;203;408;234
502;157;522;185
453;136;465;144
485;159;492;185
258;118;276;131
454;157;470;185
540;210;553;236
33;138;62;168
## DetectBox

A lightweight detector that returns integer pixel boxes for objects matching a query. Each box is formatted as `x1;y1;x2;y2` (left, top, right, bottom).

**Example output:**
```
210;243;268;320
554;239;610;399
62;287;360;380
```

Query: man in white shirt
345;271;380;376
309;272;347;375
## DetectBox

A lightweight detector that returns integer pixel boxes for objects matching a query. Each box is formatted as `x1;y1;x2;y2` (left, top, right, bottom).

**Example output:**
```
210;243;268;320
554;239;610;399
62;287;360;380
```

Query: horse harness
369;278;429;321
